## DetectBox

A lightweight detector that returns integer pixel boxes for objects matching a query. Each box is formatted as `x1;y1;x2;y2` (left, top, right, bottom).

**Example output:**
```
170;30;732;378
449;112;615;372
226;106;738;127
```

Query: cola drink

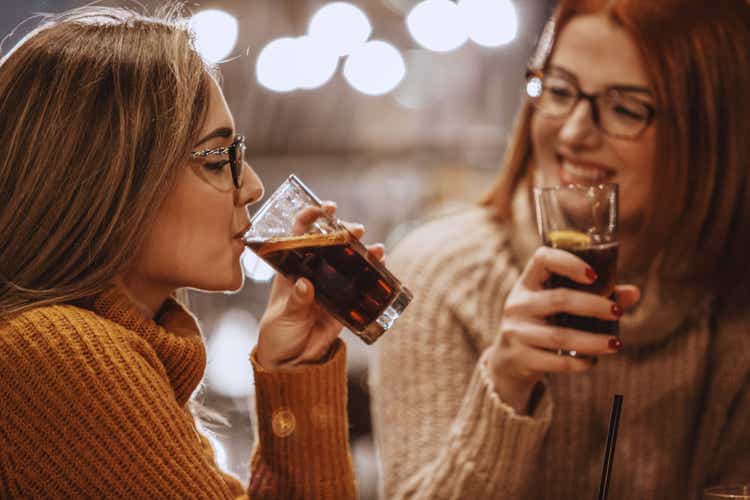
246;230;411;343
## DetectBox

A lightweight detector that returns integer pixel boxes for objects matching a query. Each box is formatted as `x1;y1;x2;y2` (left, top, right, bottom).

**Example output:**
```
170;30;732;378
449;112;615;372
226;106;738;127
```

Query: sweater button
272;408;296;438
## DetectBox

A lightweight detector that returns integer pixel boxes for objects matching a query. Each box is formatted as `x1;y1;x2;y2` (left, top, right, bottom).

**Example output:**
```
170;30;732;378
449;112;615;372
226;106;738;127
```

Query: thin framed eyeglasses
191;135;246;189
525;69;656;140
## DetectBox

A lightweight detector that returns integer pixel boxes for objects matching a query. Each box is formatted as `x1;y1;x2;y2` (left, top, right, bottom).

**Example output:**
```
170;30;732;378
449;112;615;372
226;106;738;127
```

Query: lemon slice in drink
547;230;591;250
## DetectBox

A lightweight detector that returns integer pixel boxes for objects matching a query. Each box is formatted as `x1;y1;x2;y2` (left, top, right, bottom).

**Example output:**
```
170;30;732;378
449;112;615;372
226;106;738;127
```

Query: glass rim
533;182;619;195
704;485;750;498
248;174;322;227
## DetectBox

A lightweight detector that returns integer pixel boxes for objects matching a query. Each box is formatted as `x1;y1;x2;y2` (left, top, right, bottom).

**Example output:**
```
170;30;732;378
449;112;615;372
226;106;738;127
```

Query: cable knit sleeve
370;210;554;499
699;309;750;492
712;381;750;485
248;339;356;500
0;305;354;499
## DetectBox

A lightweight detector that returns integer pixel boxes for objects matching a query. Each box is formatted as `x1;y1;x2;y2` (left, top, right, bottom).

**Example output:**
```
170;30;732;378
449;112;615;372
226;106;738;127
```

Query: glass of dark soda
533;183;619;356
243;174;413;344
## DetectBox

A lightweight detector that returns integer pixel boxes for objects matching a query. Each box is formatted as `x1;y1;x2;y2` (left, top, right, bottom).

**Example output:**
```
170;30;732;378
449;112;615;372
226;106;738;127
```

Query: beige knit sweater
370;204;750;500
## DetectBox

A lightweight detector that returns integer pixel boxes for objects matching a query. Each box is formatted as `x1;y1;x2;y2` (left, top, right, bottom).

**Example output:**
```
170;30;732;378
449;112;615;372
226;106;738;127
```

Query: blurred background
0;0;554;497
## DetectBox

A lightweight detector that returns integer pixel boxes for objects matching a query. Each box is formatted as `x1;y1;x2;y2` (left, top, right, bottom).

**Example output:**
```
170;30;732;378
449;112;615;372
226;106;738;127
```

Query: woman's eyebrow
610;85;653;95
195;126;233;147
547;64;653;95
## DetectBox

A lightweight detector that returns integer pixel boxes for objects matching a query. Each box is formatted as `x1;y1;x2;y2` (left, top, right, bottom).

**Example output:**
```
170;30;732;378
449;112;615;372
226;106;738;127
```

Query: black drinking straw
598;394;624;500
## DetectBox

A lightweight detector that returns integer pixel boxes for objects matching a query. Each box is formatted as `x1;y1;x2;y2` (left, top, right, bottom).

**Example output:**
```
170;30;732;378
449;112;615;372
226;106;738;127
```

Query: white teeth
562;162;607;182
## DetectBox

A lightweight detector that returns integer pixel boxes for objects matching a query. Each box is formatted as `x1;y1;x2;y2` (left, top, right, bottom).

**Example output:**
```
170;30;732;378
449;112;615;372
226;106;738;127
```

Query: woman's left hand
255;203;384;370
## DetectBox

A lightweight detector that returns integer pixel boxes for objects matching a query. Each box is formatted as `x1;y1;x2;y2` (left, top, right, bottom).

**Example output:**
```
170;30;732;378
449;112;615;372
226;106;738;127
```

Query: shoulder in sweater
390;207;508;277
389;207;519;348
0;303;166;388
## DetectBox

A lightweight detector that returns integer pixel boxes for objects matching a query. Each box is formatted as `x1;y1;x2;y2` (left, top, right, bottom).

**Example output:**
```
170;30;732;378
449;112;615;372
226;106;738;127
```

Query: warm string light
255;2;405;95
190;1;519;95
407;0;518;51
189;9;238;63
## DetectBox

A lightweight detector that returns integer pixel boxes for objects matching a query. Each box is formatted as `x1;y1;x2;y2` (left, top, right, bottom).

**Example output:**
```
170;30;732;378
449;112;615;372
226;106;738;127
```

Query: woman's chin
228;265;246;291
189;270;245;294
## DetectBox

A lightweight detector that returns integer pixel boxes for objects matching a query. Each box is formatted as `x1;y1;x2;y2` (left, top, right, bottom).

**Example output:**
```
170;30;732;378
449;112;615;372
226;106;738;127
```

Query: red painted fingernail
611;303;623;317
585;267;597;282
609;338;623;350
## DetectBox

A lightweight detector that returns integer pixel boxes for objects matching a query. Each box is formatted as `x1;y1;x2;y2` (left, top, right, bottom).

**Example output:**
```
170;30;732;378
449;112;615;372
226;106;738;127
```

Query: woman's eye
549;86;573;97
607;98;649;122
614;104;646;120
203;160;230;172
544;84;575;104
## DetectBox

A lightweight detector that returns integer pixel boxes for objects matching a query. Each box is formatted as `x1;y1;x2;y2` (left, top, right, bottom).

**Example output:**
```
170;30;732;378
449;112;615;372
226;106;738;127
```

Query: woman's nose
558;99;601;147
236;162;264;207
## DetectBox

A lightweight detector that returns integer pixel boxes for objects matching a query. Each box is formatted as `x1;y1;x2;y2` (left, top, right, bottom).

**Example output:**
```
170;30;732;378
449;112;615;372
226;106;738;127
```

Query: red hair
482;0;750;294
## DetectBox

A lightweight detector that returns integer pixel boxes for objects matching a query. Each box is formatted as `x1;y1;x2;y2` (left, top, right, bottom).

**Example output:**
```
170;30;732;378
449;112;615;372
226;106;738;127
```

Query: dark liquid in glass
546;241;619;334
246;231;400;336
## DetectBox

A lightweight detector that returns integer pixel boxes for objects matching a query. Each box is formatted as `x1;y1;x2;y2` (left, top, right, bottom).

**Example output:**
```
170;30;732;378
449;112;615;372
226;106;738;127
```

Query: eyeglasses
190;135;246;190
525;69;656;140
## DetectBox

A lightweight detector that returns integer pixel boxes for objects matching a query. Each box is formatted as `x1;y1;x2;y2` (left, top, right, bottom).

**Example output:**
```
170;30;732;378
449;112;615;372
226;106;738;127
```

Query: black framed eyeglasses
525;69;656;140
190;135;246;190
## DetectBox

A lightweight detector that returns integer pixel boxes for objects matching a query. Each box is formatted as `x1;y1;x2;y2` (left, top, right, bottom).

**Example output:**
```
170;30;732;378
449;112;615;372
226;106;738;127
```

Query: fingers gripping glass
243;175;414;344
525;69;656;140
191;135;246;190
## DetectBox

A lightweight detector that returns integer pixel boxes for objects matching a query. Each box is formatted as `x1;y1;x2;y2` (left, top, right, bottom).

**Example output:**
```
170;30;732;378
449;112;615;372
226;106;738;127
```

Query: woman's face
132;78;264;294
531;14;657;230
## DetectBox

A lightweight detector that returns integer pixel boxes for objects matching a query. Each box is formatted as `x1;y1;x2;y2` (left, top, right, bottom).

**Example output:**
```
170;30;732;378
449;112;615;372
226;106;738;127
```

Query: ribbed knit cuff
250;339;355;498
435;349;553;497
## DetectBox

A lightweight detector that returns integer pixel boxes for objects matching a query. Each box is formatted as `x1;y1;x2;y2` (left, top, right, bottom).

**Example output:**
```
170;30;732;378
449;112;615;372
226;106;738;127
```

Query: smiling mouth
558;157;614;185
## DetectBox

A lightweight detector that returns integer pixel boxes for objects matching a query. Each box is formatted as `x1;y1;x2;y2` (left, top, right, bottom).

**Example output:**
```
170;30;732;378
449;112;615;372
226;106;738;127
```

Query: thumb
283;278;314;317
614;284;641;310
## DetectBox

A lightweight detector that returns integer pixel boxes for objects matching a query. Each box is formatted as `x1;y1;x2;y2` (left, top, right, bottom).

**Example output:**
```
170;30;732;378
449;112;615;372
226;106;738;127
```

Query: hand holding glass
243;175;413;344
534;184;619;355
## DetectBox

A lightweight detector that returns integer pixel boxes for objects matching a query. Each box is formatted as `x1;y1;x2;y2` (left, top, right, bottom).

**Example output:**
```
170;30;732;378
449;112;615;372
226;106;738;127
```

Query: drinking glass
533;183;619;356
243;174;413;344
704;485;750;499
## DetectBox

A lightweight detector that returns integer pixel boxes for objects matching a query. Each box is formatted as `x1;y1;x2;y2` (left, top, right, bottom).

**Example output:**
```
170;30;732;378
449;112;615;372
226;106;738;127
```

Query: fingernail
295;280;308;294
611;303;623;317
609;337;623;350
585;267;597;282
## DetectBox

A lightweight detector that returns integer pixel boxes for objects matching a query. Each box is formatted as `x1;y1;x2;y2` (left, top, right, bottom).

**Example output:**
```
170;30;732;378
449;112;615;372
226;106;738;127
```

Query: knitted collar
507;185;709;349
88;286;206;405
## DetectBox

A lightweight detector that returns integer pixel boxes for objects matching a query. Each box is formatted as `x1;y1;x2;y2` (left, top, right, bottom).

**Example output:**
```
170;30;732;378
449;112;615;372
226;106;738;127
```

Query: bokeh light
295;36;340;90
343;40;406;96
459;0;518;47
256;37;300;92
406;0;468;53
308;2;372;56
241;249;275;282
205;309;259;399
256;36;339;92
189;9;239;63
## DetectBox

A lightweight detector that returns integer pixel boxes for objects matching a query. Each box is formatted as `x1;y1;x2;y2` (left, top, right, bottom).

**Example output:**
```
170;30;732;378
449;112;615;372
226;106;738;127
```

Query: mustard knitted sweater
371;207;750;500
0;286;356;499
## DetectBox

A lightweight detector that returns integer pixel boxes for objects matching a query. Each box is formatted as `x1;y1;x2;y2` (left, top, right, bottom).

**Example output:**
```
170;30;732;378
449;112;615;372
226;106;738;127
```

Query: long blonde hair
0;5;216;316
482;0;750;295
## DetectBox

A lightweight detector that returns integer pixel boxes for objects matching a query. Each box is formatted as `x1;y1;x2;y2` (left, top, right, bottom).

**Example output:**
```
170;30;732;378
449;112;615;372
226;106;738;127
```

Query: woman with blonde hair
371;0;750;498
0;6;374;498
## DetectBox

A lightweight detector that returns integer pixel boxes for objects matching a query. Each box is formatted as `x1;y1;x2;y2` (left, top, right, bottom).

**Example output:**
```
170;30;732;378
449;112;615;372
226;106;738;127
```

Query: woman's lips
232;237;246;253
558;156;614;185
233;224;252;240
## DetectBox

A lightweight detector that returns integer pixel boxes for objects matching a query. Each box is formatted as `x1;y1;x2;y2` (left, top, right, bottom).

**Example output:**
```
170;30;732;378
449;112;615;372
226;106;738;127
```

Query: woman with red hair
371;1;750;498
